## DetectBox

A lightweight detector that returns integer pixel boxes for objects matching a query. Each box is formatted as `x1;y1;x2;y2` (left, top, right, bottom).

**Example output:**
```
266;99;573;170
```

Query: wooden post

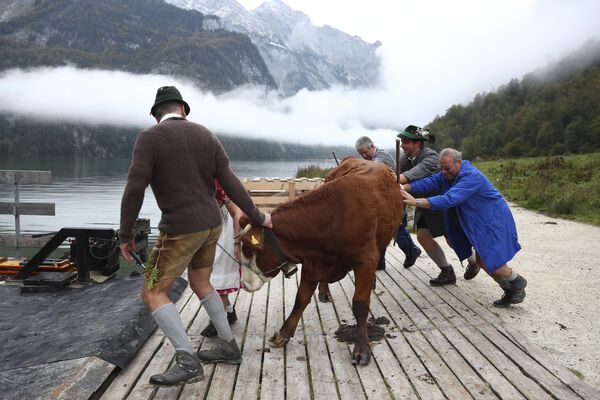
332;151;339;166
13;182;20;241
0;170;54;253
288;181;296;201
395;138;401;183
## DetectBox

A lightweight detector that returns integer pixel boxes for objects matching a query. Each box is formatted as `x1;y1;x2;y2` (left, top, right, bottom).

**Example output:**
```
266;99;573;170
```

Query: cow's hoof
268;332;290;348
351;352;371;366
318;292;332;303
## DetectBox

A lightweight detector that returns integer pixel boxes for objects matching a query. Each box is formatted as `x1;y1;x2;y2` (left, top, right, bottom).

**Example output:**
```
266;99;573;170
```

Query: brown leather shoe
403;247;422;268
429;266;456;286
463;260;481;280
493;276;527;307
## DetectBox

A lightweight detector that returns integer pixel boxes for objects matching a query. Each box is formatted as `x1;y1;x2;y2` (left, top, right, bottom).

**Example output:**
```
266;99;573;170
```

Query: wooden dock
92;244;599;400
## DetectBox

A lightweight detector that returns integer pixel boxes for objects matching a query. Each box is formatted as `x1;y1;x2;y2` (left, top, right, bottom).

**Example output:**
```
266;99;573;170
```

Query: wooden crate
241;177;324;212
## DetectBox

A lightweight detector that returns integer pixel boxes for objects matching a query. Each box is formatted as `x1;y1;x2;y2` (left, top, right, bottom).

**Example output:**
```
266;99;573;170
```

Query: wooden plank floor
98;245;600;400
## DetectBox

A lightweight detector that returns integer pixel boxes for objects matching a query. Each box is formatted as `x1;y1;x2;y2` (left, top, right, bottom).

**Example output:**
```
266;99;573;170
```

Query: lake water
0;156;335;234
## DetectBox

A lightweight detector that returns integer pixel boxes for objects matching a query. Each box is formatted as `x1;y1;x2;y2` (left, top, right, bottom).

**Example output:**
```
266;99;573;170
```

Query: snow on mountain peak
165;0;380;95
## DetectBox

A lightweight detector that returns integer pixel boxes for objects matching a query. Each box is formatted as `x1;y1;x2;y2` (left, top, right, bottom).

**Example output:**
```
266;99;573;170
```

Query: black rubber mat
0;276;187;371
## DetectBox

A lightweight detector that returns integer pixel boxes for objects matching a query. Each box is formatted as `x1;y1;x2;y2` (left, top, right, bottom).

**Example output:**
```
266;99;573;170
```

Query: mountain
165;0;381;96
0;0;275;92
427;40;600;159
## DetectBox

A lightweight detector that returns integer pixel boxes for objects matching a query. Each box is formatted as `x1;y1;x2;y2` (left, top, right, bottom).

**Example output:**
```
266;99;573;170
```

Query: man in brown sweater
119;86;272;386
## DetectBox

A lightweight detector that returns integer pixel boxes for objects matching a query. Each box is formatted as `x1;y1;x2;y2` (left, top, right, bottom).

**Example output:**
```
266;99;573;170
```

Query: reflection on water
0;155;335;234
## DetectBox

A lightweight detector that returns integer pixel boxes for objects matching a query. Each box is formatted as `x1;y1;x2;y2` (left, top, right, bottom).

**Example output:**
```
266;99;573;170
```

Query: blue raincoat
410;161;520;271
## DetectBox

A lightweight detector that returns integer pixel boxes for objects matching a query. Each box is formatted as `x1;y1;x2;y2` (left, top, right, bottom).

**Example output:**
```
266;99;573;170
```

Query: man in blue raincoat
400;148;527;308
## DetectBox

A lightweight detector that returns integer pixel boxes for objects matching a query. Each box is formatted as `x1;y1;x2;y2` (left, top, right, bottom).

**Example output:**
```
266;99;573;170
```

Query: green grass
569;367;585;380
296;154;600;226
295;164;333;179
475;152;600;226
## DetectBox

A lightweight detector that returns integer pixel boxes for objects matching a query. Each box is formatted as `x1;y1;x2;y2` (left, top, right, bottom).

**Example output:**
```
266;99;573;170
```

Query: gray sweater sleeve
402;149;440;181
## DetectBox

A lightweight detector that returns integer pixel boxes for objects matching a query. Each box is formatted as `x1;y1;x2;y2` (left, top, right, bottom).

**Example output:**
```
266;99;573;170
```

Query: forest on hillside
3;36;600;161
0;115;353;160
0;0;275;92
428;40;600;159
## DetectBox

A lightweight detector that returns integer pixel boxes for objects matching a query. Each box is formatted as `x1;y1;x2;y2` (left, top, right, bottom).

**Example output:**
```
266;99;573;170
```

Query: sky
1;0;599;146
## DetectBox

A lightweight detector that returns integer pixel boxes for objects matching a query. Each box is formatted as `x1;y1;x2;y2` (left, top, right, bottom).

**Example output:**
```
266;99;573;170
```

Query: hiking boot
201;308;238;338
227;307;238;324
463;260;481;280
200;322;218;338
493;276;527;308
197;338;242;364
493;289;512;308
149;351;204;386
509;276;527;302
403;247;422;268
429;266;456;286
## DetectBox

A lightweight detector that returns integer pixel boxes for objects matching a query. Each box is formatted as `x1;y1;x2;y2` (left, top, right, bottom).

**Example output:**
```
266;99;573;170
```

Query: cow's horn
241;224;252;236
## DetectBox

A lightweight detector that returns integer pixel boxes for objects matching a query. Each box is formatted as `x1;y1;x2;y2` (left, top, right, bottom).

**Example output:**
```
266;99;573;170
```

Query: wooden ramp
97;244;599;400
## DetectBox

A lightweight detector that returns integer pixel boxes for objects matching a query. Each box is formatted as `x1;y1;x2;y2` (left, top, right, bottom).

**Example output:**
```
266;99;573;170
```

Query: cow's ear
240;225;265;250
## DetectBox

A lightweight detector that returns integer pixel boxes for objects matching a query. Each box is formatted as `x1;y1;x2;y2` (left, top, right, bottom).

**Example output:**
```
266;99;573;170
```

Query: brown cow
238;157;403;365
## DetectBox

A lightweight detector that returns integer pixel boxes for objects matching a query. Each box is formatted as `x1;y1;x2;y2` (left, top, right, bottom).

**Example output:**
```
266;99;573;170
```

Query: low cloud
1;0;599;148
0;66;401;146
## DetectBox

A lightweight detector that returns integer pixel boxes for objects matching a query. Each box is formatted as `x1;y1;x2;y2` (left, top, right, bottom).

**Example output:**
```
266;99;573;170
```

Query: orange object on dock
0;257;75;276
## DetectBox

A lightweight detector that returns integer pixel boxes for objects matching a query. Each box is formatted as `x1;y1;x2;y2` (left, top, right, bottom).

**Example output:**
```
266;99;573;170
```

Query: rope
88;235;119;260
216;242;285;276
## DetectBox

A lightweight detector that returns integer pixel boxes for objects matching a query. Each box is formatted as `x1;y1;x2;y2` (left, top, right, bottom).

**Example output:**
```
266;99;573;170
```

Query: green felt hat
397;125;428;141
150;86;190;117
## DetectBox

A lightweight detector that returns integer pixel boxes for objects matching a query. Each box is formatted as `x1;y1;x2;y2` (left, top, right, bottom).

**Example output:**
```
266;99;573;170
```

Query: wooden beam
0;170;52;184
0;234;54;248
241;178;323;191
0;202;55;216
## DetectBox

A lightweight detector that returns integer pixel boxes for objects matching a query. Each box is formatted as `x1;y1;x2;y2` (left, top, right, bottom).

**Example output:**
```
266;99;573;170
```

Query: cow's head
238;216;281;292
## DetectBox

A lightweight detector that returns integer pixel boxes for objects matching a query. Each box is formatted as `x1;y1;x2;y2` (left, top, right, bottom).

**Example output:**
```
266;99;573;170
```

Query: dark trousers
395;210;419;258
378;247;387;269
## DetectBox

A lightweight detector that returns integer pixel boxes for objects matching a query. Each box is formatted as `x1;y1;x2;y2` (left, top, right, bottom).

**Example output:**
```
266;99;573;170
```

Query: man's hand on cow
401;190;416;206
262;213;273;229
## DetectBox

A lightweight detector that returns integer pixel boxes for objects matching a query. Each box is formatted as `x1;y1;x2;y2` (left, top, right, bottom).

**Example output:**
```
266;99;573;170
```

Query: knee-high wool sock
152;302;194;354
201;291;234;342
426;243;450;269
508;269;519;281
494;276;511;290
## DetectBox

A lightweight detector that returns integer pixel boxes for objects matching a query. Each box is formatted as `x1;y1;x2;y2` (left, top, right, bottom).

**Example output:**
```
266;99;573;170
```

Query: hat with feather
397;125;435;143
